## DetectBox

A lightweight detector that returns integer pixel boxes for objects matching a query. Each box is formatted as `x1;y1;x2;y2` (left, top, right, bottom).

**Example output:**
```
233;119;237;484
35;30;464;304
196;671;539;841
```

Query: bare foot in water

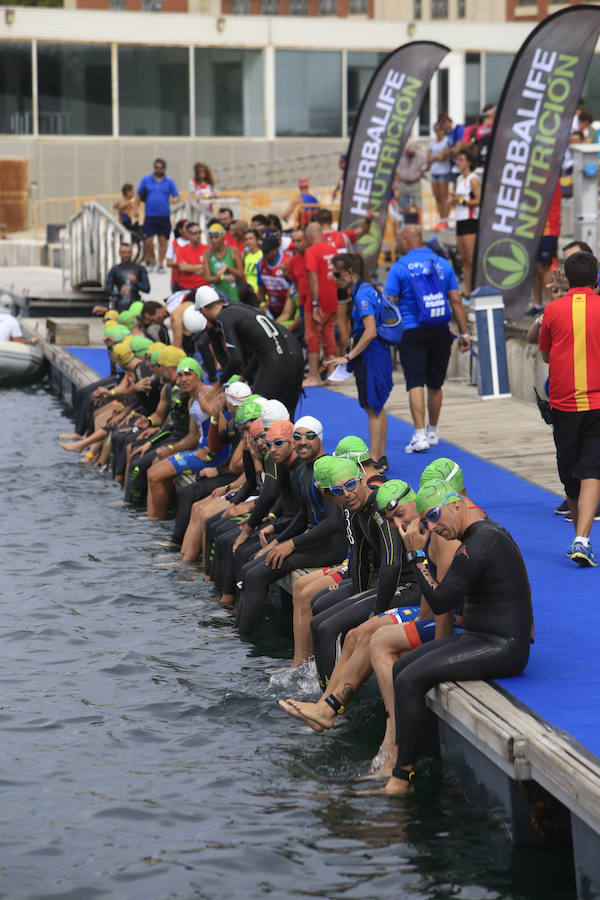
219;594;235;608
277;698;337;733
357;775;414;796
357;747;397;781
59;440;86;452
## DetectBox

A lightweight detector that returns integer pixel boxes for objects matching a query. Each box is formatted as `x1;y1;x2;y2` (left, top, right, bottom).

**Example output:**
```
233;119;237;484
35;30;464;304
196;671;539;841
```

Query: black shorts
353;353;368;408
143;216;172;239
552;407;600;499
537;235;558;264
456;218;478;236
399;325;453;391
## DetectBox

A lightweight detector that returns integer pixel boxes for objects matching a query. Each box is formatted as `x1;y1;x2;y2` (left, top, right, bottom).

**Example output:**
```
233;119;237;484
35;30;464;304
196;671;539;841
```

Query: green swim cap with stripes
314;455;359;489
235;399;263;425
333;435;370;464
420;457;464;493
416;478;463;514
376;479;416;510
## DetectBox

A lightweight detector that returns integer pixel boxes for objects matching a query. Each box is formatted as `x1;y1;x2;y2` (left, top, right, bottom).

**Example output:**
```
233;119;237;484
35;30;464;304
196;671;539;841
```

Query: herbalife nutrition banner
340;42;449;271
475;5;600;317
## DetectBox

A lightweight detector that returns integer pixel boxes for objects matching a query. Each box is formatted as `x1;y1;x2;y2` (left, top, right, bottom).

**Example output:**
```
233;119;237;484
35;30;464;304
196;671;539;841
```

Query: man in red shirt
176;223;209;291
304;222;338;386
539;250;600;566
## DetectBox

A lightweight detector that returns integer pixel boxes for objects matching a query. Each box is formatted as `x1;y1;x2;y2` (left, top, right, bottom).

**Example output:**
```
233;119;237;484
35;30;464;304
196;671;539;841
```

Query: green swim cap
128;300;144;317
416;478;462;514
235;399;262;425
177;356;203;377
226;374;243;385
150;348;164;366
314;455;359;488
118;309;137;326
376;479;416;510
105;324;130;342
129;335;153;355
420;457;464;493
333;435;370;464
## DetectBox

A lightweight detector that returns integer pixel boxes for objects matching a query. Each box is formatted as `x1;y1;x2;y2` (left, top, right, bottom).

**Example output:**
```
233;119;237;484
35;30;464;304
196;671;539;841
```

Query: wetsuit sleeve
217;318;246;383
230;450;257;503
275;507;307;543
373;518;404;613
349;534;372;593
242;353;260;385
291;500;342;552
413;533;482;615
137;266;150;294
105;266;117;297
246;462;280;529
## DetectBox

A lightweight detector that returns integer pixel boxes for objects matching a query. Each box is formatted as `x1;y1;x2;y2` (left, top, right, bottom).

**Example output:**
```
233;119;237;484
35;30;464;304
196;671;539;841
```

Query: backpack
409;258;451;326
377;292;404;345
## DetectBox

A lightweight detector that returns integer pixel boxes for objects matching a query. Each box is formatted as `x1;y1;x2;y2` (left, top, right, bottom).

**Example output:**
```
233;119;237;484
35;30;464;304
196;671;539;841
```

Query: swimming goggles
383;485;411;511
329;476;362;496
265;438;288;449
252;432;267;442
293;431;320;441
420;492;463;529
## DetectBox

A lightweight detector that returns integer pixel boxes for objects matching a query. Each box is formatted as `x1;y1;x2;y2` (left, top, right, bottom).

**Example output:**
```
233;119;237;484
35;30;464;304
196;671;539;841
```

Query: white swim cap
294;415;323;436
224;381;252;406
261;399;290;429
194;285;221;309
182;305;207;335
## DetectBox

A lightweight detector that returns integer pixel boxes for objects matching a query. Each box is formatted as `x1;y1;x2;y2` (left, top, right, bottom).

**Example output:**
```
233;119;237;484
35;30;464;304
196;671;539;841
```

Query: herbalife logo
482;239;530;291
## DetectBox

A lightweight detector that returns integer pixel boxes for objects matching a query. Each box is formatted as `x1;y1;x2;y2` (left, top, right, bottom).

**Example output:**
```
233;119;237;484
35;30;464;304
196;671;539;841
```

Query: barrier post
470;286;511;399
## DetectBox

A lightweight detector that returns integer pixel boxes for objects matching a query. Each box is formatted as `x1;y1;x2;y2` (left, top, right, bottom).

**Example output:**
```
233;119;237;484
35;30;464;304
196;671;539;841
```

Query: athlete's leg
147;458;178;519
291;570;340;667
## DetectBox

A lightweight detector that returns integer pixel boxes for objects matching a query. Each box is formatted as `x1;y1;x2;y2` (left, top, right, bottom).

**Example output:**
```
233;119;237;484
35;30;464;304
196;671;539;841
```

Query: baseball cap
225;381;252;407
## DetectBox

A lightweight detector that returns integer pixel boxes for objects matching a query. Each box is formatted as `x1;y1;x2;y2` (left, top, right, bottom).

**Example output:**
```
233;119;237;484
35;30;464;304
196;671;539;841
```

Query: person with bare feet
376;478;532;794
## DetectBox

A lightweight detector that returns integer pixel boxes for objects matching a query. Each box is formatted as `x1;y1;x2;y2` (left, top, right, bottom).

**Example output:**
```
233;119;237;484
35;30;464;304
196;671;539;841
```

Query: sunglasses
382;485;411;512
209;233;223;239
188;229;200;235
420;492;463;529
265;438;288;449
329;476;362;497
293;431;320;441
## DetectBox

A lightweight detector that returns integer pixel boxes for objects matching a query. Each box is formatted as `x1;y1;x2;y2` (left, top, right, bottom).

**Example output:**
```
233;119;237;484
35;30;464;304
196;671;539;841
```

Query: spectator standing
449;149;481;299
427;118;452;229
203;222;243;302
165;219;189;292
189;162;217;216
304;222;338;386
539;251;600;567
176;223;209;292
134;158;179;272
243;229;263;294
385;225;470;453
113;183;135;230
473;105;496;171
287;229;310;345
105;244;150;311
217;207;234;233
395;139;427;212
282;178;319;228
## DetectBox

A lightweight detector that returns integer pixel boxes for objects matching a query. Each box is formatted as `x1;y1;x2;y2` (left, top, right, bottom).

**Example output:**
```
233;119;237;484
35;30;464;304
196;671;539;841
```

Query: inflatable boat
0;340;46;385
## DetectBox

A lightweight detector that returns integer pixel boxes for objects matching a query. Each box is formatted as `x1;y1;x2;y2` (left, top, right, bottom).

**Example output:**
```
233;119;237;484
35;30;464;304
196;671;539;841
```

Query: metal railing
66;201;133;290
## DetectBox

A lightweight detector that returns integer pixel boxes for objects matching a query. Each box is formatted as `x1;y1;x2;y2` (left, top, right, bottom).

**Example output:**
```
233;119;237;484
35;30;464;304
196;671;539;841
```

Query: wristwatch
406;549;426;563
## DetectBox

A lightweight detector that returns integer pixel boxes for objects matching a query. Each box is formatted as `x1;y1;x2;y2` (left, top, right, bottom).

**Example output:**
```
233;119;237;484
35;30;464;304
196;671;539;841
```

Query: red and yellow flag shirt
539;287;600;412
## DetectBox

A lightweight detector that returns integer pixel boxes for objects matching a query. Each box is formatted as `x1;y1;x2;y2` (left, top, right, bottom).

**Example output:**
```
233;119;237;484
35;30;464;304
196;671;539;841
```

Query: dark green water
0;387;576;899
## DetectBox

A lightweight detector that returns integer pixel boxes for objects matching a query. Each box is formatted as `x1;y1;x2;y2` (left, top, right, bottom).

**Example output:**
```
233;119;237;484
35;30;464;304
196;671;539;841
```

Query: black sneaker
374;455;389;473
565;506;600;523
554;499;569;515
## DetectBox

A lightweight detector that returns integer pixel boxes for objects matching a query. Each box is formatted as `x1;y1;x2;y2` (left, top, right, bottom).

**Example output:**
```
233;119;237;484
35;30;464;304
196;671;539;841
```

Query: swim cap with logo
129;335;153;355
235;399;263;425
176;357;203;377
158;346;186;367
376;479;416;511
267;420;294;441
333;435;370;463
416;478;462;514
294;415;323;436
313;456;337;489
420;458;464;493
249;418;265;437
314;455;359;488
261;399;290;429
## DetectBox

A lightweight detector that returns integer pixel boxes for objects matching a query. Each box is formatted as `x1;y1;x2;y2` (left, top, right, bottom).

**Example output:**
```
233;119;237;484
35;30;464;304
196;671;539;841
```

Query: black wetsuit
236;458;347;636
392;518;532;776
214;303;304;415
125;383;190;505
310;493;419;685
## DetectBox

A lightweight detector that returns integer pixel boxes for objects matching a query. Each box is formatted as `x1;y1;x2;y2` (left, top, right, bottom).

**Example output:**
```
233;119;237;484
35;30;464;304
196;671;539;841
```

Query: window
261;0;278;12
413;0;422;18
195;49;263;137
485;52;513;109
465;52;481;123
419;85;430;136
347;51;387;134
319;0;337;12
119;46;189;136
290;0;308;12
276;50;342;137
232;0;251;10
349;0;368;11
0;42;32;135
38;43;111;135
457;0;466;16
431;0;448;17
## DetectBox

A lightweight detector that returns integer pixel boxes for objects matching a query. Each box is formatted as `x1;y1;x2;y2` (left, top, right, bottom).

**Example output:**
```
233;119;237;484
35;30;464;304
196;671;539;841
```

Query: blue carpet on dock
73;344;600;760
67;347;112;379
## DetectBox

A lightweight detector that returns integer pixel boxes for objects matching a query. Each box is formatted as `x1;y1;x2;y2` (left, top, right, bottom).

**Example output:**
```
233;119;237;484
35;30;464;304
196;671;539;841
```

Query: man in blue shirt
134;158;179;273
385;225;470;453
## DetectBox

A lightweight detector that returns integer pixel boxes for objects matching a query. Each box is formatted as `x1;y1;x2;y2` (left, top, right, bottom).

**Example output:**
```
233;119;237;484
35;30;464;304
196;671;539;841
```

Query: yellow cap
112;341;134;365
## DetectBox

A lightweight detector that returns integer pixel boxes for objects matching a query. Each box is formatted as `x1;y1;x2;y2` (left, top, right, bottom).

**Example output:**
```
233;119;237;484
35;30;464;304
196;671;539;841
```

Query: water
0;386;576;900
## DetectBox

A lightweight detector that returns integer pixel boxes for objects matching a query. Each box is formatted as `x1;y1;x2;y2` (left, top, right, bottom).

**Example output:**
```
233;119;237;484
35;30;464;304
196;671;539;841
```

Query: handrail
67;201;133;291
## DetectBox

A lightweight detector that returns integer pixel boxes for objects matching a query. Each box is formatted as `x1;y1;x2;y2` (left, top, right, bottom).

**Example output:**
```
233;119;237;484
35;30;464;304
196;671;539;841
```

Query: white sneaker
405;434;430;454
426;425;440;446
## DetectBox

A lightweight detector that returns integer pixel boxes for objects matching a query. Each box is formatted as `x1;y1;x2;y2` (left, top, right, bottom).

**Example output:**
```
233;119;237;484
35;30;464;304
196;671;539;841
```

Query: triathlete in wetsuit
387;478;532;790
309;459;418;684
197;291;304;415
236;433;347;636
